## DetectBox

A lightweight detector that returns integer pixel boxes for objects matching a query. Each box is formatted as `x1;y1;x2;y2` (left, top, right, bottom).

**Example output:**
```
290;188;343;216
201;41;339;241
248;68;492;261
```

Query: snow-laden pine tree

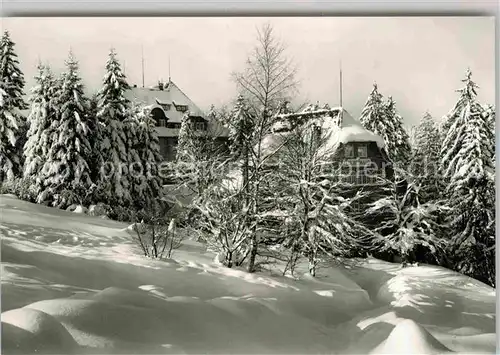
177;111;196;163
96;49;132;206
275;119;380;276
383;96;412;169
360;83;385;135
123;104;163;212
23;63;59;183
440;69;481;183
228;95;254;201
37;51;93;208
441;69;480;136
0;30;27;182
445;100;495;286
410;111;441;203
361;86;411;174
366;173;449;266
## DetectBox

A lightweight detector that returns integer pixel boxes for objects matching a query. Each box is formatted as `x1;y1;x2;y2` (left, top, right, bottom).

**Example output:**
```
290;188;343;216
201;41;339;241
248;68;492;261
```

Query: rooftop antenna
339;59;344;125
141;44;145;88
339;59;343;108
168;54;171;82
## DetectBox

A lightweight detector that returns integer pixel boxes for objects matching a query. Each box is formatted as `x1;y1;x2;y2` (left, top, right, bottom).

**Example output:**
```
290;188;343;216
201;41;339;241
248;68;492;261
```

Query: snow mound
66;204;87;214
88;203;108;217
372;319;451;354
1;307;78;354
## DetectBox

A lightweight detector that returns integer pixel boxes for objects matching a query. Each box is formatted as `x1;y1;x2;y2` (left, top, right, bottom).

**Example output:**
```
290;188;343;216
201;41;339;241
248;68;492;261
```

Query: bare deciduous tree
231;22;299;273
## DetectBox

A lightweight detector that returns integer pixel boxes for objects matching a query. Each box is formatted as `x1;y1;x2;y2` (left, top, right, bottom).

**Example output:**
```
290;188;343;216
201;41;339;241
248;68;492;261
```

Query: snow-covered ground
1;194;496;354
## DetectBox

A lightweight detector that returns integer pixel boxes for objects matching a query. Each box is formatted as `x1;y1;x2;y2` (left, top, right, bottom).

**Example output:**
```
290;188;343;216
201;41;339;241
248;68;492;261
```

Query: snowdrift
0;194;496;354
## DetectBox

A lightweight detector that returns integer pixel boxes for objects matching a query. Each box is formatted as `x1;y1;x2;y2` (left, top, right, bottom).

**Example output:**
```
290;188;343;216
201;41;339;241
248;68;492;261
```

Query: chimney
158;80;164;91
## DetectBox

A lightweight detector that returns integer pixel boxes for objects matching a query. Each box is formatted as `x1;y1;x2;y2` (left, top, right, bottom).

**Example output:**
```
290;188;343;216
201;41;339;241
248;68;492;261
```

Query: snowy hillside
1;194;496;355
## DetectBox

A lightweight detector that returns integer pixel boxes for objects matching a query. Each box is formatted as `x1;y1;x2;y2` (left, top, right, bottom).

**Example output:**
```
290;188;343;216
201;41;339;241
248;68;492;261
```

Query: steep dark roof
125;80;205;123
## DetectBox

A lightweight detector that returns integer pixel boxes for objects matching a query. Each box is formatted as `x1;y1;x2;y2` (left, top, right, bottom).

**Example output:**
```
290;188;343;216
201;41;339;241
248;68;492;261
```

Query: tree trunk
247;235;258;273
308;254;316;277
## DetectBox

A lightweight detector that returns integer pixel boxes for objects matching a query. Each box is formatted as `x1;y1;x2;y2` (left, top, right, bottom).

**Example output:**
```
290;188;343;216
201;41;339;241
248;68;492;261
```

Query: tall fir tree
37;51;93;208
0;30;27;182
411;111;441;203
440;70;485;184
441;68;479;136
360;83;385;136
383;96;412;169
96;48;132;206
227;95;254;210
440;69;495;286
360;84;411;174
129;104;163;210
24;63;59;183
177;111;196;163
446;102;495;286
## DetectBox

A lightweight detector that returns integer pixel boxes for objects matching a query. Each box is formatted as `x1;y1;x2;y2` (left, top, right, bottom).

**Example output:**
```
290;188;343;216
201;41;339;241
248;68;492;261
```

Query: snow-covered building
125;79;229;161
270;104;394;185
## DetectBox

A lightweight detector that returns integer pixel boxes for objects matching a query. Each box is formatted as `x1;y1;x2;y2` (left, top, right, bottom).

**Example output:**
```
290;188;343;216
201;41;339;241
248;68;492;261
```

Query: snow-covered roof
125;80;205;123
321;108;386;151
270;106;386;155
223;106;386;191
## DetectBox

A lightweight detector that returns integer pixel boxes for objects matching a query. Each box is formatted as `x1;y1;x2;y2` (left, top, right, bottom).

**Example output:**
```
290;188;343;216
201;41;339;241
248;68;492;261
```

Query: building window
194;122;206;131
344;144;354;158
151;107;167;126
176;105;188;112
158;119;166;127
160;104;171;111
357;144;368;158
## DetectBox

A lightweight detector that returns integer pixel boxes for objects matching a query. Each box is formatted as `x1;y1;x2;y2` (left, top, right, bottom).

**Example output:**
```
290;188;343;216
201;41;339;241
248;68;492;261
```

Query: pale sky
3;17;496;128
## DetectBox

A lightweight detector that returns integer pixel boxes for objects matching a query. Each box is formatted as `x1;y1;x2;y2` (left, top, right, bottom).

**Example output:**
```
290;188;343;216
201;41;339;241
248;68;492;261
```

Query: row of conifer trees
1;31;164;217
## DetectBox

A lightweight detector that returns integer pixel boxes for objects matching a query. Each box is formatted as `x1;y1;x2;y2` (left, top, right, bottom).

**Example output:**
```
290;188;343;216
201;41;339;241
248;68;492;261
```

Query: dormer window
344;144;354;158
357;144;368;158
176;105;188;112
160;104;171;111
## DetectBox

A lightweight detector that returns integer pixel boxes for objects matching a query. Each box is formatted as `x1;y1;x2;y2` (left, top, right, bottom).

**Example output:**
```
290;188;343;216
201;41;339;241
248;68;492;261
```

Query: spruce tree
96;48;132;206
440;69;481;183
383;96;412;169
0;30;27;182
129;104;163;210
360;83;385;137
177;111;196;163
411;111;441;203
360;84;411;174
24;63;59;182
440;69;495;286
37;51;93;208
446;101;495;286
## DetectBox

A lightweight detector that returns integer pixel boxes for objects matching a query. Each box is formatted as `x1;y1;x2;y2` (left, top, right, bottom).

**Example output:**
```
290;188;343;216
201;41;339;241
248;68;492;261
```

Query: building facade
125;79;229;161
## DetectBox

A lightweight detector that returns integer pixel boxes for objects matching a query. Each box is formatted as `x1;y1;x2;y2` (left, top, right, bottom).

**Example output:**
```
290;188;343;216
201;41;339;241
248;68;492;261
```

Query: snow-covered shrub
108;205;136;223
0;177;37;202
195;185;251;268
133;205;183;259
88;203;110;218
